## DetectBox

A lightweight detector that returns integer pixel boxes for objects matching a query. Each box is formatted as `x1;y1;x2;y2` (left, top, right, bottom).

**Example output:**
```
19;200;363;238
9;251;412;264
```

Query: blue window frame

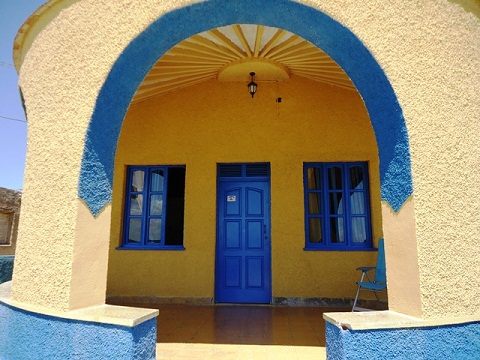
304;162;373;250
121;165;186;250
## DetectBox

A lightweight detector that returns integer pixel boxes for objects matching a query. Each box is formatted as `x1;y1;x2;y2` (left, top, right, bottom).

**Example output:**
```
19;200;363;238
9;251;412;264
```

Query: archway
79;0;412;217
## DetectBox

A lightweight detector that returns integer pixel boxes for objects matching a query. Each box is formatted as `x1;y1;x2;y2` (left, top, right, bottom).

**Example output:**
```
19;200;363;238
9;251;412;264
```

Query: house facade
0;187;21;283
0;187;20;255
105;63;383;307
0;0;478;358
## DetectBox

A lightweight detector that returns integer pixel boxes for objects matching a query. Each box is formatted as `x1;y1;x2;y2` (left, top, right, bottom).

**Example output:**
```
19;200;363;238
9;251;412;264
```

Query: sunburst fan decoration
132;24;355;102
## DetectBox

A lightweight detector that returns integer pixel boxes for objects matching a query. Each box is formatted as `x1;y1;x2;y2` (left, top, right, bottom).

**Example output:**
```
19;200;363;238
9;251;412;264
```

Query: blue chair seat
356;282;386;291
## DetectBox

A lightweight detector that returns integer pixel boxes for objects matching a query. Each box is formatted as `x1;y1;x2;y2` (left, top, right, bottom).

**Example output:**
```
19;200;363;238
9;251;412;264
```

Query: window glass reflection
309;218;322;243
128;218;141;243
130;195;143;215
150;195;163;215
352;218;367;243
350;166;364;189
307;167;322;190
308;193;322;214
150;170;164;191
328;167;342;190
330;218;344;243
148;219;162;243
350;192;364;214
329;193;343;214
131;170;144;192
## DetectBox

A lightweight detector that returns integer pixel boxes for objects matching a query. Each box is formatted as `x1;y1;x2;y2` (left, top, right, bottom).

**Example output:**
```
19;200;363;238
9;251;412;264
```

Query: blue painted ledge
0;282;159;360
324;311;480;359
0;255;14;283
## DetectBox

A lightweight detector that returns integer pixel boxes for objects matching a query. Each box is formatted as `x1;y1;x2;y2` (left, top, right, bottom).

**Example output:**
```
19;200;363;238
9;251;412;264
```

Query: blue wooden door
216;166;271;304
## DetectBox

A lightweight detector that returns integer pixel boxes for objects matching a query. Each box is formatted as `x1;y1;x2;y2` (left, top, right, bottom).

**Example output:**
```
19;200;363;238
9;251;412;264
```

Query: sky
0;0;47;191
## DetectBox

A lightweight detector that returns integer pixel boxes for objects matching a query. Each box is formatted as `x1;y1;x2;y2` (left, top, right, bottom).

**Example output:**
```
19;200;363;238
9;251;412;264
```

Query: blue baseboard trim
326;320;480;359
0;300;157;359
0;256;14;284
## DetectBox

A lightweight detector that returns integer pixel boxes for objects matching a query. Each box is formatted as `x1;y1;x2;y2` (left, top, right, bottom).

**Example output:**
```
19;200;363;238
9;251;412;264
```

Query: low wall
0;282;158;360
0;256;14;283
324;311;480;359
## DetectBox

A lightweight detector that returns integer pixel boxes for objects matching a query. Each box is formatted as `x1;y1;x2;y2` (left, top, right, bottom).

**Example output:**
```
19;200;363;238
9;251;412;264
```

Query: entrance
215;163;271;303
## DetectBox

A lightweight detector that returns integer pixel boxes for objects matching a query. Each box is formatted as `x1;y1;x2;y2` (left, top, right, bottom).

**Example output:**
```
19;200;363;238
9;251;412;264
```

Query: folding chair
352;238;387;311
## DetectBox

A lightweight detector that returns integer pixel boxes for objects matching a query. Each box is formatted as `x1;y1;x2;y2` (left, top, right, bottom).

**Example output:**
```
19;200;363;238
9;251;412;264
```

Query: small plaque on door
227;195;237;202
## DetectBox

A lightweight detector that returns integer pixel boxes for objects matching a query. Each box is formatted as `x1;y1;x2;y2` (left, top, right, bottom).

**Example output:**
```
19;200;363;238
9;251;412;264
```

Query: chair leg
352;285;362;311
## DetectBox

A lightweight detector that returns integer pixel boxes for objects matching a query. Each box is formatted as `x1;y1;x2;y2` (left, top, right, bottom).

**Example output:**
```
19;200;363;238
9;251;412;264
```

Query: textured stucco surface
0;300;157;360
12;201;112;311
13;0;480;320
13;0;202;312
107;77;381;301
325;321;480;360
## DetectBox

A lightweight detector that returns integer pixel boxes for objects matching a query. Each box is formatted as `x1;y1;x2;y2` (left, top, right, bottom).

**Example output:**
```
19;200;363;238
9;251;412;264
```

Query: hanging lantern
247;72;257;98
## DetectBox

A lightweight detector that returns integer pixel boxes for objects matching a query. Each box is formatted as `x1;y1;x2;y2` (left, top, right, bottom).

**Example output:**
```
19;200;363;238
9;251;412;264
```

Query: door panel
225;221;241;249
246;220;262;249
246;257;264;288
225;257;242;287
216;180;271;304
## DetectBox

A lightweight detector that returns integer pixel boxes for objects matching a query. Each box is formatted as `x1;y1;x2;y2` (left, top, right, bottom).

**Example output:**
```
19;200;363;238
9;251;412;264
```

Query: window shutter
246;163;269;177
219;164;242;178
219;163;270;178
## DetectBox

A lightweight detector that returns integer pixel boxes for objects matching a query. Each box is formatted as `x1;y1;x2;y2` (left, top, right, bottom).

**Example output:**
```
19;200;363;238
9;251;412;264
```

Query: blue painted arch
79;0;413;216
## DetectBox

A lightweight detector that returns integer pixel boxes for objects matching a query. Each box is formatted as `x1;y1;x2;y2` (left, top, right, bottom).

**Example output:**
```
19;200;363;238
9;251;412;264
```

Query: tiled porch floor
144;304;349;359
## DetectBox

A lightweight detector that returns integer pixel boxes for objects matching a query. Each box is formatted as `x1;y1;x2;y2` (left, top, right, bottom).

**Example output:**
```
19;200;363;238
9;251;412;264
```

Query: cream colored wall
382;199;423;317
106;77;381;300
69;202;111;309
13;0;479;318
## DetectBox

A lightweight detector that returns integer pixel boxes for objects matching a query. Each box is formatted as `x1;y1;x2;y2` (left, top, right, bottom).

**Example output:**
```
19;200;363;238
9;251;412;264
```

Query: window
0;212;13;245
121;165;186;250
304;162;372;250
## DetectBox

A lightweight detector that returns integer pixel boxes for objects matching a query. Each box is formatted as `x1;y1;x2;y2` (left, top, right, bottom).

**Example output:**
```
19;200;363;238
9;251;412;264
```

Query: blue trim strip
116;246;185;251
303;248;378;252
79;0;413;216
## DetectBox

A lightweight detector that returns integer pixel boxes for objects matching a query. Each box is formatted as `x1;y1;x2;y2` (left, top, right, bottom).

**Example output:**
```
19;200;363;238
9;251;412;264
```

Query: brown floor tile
131;303;347;359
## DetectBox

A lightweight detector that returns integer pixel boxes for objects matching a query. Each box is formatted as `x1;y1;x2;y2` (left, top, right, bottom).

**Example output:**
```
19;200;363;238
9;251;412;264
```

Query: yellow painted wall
106;76;382;301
